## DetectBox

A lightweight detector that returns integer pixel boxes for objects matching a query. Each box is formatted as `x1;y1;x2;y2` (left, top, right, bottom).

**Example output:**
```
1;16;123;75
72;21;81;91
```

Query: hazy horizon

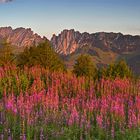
0;0;140;39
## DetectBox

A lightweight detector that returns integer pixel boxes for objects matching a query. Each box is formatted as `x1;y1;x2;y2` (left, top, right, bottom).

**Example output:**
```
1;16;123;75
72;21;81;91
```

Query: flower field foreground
0;65;140;139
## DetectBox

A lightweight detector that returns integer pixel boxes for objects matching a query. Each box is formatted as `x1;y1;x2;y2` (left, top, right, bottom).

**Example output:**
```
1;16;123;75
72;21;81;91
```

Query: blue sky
0;0;140;39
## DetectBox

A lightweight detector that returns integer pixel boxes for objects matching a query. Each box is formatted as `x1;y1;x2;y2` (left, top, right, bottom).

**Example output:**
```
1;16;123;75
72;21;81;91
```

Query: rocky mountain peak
51;29;140;55
0;26;47;48
0;26;12;38
51;29;82;55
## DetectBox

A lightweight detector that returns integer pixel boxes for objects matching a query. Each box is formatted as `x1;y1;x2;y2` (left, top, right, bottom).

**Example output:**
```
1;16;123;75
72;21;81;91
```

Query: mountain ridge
51;29;140;74
51;29;140;55
0;26;47;48
0;27;140;74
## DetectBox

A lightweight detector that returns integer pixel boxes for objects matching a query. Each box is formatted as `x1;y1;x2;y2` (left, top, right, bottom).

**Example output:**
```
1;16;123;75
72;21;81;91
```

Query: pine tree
105;59;132;78
115;59;132;78
73;54;96;77
17;41;66;71
0;40;15;65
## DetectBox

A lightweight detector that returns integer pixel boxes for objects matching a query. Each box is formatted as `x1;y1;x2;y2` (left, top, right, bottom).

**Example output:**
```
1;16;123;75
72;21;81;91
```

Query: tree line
73;54;133;79
0;40;133;79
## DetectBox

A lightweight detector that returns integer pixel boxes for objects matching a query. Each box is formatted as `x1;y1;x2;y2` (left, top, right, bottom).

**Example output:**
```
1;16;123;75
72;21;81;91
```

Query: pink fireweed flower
68;106;79;126
97;115;103;128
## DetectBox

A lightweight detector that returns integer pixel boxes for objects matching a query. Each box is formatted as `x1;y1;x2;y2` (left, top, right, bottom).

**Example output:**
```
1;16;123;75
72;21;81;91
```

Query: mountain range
0;27;140;74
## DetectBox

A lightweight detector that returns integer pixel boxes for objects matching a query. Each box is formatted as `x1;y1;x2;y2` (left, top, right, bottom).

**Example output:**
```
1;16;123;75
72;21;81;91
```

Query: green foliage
20;74;29;91
0;40;15;65
95;67;106;80
97;59;133;79
73;54;96;77
109;59;132;78
17;41;66;71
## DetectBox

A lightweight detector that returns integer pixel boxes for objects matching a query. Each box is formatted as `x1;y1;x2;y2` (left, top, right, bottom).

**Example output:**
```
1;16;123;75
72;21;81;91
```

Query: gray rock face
51;29;81;55
51;29;140;55
0;27;47;47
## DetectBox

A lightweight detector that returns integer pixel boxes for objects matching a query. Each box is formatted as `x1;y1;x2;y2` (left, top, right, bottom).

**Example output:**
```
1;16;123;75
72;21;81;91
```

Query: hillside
51;29;140;74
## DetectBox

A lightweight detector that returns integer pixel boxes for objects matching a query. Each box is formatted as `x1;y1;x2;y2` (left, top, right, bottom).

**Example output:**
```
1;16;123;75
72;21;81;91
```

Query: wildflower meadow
0;65;140;139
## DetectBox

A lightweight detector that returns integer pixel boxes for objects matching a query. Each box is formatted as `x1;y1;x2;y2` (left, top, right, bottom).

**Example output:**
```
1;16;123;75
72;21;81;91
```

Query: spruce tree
17;41;66;71
0;40;15;65
73;54;96;77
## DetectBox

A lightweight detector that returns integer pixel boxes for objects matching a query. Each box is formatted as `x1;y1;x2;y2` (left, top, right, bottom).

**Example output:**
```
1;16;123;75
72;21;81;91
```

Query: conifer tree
0;40;15;65
73;54;96;77
17;41;66;71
